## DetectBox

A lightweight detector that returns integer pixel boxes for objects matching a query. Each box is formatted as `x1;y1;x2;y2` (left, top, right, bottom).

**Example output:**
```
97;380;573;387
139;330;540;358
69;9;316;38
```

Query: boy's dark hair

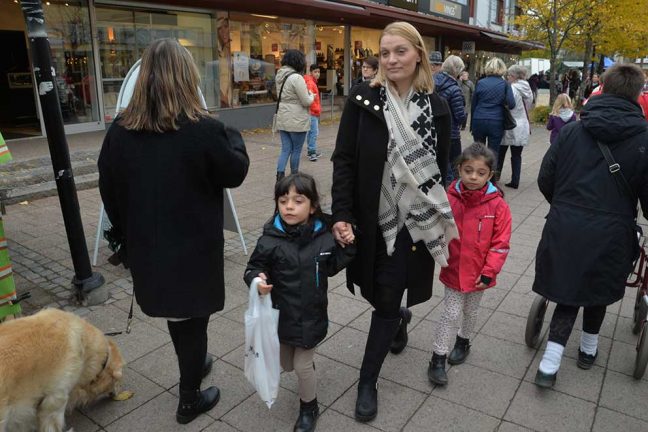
455;142;497;172
274;173;324;220
601;64;645;100
309;64;320;72
281;49;306;74
363;56;379;70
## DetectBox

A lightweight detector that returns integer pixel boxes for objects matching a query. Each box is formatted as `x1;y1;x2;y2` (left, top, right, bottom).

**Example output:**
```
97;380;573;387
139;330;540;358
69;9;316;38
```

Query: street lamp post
20;0;105;305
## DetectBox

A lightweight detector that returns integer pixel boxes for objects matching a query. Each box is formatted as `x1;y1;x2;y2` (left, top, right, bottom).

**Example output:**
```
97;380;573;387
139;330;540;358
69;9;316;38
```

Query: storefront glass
95;7;215;121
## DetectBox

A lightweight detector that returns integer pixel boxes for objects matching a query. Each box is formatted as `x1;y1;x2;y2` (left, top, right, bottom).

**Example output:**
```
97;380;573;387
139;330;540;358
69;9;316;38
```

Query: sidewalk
4;122;648;432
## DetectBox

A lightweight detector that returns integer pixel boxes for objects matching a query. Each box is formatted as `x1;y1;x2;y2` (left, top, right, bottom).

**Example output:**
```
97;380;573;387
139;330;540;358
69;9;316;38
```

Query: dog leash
105;291;134;337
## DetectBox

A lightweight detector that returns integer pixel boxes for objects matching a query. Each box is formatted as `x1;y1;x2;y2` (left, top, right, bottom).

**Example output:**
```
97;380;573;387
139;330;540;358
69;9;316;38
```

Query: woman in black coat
98;39;249;424
532;64;648;389
331;22;457;423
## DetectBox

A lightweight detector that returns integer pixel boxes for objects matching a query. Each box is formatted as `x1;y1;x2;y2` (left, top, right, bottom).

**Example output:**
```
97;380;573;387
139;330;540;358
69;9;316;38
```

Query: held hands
257;272;273;295
332;222;355;248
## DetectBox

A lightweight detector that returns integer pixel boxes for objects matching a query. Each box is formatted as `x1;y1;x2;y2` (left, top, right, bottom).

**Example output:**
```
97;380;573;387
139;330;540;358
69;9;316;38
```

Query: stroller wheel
525;295;548;348
633;322;648;379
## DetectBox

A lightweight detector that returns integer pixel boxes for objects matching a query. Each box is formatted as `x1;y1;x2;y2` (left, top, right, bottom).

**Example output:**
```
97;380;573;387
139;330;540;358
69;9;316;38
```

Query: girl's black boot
176;387;221;424
448;335;471;365
294;398;320;432
427;353;448;386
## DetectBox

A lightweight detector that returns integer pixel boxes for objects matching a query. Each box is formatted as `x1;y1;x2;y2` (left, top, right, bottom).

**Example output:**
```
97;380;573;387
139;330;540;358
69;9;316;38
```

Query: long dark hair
274;173;324;221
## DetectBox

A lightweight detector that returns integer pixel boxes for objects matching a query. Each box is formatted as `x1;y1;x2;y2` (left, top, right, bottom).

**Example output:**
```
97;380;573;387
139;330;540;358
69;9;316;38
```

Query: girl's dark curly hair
274;173;324;221
281;49;306;74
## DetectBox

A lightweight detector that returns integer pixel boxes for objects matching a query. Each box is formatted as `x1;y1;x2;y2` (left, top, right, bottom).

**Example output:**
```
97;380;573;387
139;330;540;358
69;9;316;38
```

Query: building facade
0;0;533;139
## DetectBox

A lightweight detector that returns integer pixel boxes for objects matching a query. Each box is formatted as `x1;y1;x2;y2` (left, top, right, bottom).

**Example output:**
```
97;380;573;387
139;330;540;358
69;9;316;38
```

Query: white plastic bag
244;279;280;408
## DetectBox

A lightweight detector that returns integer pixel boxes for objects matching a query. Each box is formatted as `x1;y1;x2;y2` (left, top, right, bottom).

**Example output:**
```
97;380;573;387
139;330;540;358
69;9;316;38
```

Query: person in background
533;64;648;389
527;72;539;104
304;65;322;162
460;71;474;131
546;94;577;145
434;55;467;183
583;72;600;99
429;50;443;75
275;49;314;182
98;38;249;424
353;56;379;86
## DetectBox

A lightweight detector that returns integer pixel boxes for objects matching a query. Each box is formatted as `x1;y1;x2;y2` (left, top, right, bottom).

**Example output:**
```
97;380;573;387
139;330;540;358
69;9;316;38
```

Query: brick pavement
4;121;648;432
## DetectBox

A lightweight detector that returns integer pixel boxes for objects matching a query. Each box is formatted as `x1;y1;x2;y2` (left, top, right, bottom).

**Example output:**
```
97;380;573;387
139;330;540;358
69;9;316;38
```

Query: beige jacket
275;66;314;132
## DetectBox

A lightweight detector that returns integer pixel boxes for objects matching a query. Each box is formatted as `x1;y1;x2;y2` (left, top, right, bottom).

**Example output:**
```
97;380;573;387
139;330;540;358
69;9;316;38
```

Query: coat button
364;100;370;106
374;105;380;111
411;245;417;252
356;95;362;101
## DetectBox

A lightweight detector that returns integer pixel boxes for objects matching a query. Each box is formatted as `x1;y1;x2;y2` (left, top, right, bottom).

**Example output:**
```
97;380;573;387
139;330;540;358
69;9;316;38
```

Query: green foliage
530;105;551;124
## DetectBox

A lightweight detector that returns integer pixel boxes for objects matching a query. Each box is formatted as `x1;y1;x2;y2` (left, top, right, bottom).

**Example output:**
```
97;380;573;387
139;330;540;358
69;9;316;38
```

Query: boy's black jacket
244;215;356;348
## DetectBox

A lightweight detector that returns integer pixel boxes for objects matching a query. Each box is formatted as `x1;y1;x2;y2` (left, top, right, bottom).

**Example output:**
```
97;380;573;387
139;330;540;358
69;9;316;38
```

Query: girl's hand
257;272;273;295
474;276;488;290
332;221;355;247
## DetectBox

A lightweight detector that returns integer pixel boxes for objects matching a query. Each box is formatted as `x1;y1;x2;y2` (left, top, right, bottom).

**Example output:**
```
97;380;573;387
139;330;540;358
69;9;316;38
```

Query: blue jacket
471;76;516;124
434;72;466;140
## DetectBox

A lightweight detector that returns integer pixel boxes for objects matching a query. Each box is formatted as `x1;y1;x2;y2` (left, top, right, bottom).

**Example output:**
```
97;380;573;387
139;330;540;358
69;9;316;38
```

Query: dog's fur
0;308;124;432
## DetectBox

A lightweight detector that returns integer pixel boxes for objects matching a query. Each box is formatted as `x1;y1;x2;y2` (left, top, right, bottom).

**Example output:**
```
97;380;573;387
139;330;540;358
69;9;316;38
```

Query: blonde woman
98;38;249;425
471;57;516;165
331;21;457;423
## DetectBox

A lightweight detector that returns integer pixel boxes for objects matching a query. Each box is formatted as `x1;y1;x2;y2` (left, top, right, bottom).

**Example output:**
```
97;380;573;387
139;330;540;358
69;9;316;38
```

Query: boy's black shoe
176;387;220;424
427;353;448;386
577;349;598;370
448;335;470;365
534;370;557;389
294;398;319;432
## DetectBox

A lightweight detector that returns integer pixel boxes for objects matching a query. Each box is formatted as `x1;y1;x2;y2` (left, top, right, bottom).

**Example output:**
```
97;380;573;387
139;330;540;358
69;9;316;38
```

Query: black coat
98;116;249;318
244;216;355;348
533;94;648;306
331;82;451;307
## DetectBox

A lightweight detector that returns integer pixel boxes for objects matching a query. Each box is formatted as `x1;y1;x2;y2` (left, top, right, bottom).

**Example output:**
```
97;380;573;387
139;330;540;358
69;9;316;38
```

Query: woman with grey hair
434;55;467;183
498;65;533;189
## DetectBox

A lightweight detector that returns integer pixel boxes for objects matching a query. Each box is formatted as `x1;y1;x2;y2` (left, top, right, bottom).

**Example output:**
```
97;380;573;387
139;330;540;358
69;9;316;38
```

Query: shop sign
388;0;418;12
429;0;467;21
462;41;476;54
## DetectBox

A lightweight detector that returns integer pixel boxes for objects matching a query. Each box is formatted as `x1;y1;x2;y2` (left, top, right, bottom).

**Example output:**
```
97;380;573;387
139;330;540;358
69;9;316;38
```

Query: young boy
303;65;322;161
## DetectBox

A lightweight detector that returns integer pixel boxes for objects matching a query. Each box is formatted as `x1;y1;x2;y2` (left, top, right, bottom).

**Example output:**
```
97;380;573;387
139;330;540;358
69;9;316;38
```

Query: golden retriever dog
0;308;124;432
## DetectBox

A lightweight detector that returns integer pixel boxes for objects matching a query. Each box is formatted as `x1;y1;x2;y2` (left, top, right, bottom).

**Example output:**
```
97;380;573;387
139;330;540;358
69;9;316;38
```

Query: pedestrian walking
471;57;516;170
533;64;648;389
244;173;355;432
98;38;250;424
275;49;314;182
528;72;539;104
546;94;577;145
428;143;511;386
429;50;443;75
499;65;533;189
352;56;378;87
434;55;467;184
460;71;474;130
331;21;457;423
304;65;322;161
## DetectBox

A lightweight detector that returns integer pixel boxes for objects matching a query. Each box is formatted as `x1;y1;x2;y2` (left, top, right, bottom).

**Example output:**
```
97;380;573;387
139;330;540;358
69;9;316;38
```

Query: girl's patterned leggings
433;286;484;355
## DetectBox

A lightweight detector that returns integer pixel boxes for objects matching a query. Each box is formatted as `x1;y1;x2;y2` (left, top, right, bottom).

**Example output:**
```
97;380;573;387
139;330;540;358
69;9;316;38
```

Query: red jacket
638;92;648;121
303;74;321;117
440;180;512;293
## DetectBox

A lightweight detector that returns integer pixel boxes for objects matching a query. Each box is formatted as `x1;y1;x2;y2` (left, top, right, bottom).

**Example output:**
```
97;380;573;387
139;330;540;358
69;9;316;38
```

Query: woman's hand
257;272;273;295
332;221;355;247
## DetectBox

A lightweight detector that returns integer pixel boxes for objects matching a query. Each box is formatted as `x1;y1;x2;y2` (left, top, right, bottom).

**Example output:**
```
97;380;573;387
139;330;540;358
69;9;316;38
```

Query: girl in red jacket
428;143;512;386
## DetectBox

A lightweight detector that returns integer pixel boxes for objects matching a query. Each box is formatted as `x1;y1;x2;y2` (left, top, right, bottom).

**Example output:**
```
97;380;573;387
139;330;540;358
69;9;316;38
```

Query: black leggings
167;317;209;391
548;304;607;346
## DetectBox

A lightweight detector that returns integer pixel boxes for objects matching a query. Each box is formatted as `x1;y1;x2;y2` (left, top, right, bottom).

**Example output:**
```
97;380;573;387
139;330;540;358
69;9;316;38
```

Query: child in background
546;94;577;145
244;173;354;432
304;65;322;161
428;143;512;386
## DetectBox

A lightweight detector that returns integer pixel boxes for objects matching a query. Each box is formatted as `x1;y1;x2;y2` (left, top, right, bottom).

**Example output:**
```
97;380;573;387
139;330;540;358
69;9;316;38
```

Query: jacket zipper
315;258;320;289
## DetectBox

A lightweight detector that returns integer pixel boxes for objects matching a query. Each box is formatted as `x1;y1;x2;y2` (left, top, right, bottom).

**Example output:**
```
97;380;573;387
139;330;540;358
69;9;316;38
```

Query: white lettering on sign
431;0;463;19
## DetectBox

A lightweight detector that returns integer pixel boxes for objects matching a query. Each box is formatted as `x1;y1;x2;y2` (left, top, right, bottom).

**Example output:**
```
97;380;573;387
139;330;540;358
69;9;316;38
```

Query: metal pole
20;0;105;305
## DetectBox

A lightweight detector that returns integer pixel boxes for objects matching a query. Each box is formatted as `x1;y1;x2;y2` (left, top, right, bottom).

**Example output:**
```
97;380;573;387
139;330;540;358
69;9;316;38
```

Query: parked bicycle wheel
525;295;549;348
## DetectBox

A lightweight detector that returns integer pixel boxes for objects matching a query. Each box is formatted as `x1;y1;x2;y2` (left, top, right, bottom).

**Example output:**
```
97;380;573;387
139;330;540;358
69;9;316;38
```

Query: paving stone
431;364;518;418
129;343;179;390
381;345;434;393
606;339;648;381
496;421;535;432
403;395;499;432
468;334;536;379
221;390;302;432
592;407;648;432
316;409;382;431
201;420;241;432
496;291;541;319
331;378;427;432
327;292;372;326
65;411;101;432
599;370;648;421
206;316;245;358
480;311;529;345
479;287;509;310
504;382;596;432
613;315;639;344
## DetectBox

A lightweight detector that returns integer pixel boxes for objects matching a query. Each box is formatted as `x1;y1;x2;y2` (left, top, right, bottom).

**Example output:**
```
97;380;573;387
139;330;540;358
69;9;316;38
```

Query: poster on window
233;51;250;82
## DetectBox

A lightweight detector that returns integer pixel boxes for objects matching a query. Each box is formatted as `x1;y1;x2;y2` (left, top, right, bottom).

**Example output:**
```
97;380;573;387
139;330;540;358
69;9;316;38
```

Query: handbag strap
275;72;297;114
596;140;638;219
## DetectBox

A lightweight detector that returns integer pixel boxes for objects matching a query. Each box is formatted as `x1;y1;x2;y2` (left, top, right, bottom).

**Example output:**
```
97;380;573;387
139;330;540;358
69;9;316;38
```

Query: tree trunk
549;55;558;106
577;37;594;108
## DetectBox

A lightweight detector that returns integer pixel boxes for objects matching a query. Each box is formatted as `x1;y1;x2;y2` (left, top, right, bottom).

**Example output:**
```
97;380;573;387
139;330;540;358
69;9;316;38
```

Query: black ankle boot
176;387;221;424
448;335;470;365
276;171;285;183
390;307;412;355
427;353;448;386
294;398;319;432
355;312;400;422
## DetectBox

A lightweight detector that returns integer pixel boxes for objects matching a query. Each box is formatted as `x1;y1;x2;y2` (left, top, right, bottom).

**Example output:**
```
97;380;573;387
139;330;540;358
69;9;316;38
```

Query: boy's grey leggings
280;343;316;402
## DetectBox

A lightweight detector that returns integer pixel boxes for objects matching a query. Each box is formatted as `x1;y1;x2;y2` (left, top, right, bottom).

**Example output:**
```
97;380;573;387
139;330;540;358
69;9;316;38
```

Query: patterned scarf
378;84;458;267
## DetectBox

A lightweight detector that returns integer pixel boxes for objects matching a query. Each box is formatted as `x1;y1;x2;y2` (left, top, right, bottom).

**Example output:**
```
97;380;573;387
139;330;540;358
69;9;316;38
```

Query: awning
562;61;584;68
479;31;544;51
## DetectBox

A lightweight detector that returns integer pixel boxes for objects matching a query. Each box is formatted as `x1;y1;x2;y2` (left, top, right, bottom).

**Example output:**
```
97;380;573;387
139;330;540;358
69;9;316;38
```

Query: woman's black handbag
503;102;517;130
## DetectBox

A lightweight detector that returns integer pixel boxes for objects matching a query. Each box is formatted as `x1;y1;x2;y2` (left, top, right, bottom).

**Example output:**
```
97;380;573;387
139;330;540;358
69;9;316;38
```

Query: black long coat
244;216;355;348
331;82;451;307
533;94;648;306
98;116;249;318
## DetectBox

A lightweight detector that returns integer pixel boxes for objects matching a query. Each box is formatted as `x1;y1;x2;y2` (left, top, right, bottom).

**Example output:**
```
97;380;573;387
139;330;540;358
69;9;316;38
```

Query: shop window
350;27;381;84
313;25;345;96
